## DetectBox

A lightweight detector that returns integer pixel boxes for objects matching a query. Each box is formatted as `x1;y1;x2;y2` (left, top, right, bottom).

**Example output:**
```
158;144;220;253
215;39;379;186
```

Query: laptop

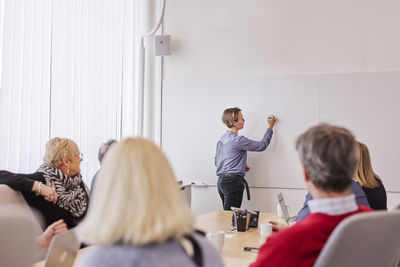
44;229;81;267
277;193;296;225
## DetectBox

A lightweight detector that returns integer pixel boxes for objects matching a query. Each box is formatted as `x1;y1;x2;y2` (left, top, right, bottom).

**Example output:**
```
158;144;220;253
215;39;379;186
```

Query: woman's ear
61;158;69;167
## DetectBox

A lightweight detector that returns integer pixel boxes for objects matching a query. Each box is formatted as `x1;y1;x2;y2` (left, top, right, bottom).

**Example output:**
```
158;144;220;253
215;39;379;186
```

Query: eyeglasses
77;153;83;160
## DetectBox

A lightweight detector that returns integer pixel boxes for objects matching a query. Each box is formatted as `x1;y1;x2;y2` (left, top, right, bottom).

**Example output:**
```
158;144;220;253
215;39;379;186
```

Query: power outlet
155;35;171;56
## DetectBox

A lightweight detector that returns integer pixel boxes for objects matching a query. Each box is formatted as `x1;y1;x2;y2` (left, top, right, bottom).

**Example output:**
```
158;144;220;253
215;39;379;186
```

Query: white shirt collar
308;194;358;216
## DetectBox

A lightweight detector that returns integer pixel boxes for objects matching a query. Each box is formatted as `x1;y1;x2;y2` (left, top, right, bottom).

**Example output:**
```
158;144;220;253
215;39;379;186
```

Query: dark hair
296;123;359;192
98;139;117;163
222;107;241;128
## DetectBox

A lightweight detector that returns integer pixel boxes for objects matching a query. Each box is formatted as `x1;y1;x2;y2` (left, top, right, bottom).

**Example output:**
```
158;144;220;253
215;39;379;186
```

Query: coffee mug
277;203;290;218
206;230;225;251
259;223;272;237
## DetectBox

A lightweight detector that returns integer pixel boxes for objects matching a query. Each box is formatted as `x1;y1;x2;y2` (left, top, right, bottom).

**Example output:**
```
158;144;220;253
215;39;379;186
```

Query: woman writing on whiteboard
215;107;277;210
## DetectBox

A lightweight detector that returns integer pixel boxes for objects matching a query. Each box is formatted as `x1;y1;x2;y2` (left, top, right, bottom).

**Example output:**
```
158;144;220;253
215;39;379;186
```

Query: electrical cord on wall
137;0;166;137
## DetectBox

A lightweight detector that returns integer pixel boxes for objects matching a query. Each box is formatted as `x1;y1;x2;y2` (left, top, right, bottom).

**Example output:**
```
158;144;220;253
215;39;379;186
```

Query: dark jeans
217;175;245;210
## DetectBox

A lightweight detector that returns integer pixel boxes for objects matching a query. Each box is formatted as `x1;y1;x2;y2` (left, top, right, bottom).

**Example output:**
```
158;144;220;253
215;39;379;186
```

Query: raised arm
235;115;277;151
236;128;273;151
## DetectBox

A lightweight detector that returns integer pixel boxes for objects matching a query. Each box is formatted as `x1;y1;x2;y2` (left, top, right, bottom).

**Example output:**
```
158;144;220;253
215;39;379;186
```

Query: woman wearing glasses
0;137;89;229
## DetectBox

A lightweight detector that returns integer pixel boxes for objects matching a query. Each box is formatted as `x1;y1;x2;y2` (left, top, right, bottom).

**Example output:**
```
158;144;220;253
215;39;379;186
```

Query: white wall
164;0;400;78
161;0;400;214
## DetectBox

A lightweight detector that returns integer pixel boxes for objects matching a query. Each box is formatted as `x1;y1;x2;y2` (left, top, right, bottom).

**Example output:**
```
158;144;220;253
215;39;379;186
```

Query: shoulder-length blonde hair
78;138;194;245
352;142;381;188
43;137;79;169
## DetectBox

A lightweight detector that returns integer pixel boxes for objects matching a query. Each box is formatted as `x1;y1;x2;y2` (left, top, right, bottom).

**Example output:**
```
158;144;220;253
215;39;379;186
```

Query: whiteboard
162;72;400;191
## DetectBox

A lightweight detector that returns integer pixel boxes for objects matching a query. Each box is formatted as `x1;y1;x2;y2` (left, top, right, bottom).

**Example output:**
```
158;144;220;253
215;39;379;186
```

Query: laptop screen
278;193;291;223
44;230;80;267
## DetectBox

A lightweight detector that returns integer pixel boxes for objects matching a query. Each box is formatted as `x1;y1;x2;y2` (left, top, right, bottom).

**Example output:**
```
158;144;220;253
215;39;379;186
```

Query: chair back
0;205;41;267
0;185;46;261
314;210;400;267
0;185;43;232
0;183;29;205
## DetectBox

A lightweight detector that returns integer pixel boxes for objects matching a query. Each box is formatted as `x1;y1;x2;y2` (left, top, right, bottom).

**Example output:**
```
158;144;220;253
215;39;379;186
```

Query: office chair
0;206;41;267
314;210;400;267
0;185;43;232
0;185;45;261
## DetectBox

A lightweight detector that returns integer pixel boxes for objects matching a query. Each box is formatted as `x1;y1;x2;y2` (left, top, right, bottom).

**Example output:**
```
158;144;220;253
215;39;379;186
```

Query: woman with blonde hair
0;137;89;228
79;138;223;267
352;142;387;210
215;107;277;210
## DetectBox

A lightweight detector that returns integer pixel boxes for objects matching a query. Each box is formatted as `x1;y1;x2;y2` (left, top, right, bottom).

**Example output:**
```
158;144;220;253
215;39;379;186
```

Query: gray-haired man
251;124;372;267
90;139;117;193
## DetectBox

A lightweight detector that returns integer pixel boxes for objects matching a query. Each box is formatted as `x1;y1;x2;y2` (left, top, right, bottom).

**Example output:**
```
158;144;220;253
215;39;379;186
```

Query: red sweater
250;206;372;267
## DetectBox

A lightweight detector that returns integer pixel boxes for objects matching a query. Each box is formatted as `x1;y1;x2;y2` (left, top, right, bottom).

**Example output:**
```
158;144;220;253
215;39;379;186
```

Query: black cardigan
0;170;88;229
360;178;387;210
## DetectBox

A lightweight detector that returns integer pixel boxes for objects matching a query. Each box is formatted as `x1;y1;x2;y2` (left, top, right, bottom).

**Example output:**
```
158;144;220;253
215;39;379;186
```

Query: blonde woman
215;107;277;210
353;142;387;210
0;138;89;228
79;138;224;267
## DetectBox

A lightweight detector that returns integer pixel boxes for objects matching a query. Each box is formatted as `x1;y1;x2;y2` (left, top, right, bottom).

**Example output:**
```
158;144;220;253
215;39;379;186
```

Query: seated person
297;141;385;220
352;142;387;210
90;139;117;193
250;123;372;267
296;180;370;221
78;138;224;267
0;138;89;228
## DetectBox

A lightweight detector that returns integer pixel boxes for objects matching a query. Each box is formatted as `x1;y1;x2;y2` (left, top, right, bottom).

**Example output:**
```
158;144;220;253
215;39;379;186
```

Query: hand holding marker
267;114;277;128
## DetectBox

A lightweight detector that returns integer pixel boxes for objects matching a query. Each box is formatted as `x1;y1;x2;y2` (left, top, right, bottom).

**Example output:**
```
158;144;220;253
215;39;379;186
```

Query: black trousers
217;174;249;210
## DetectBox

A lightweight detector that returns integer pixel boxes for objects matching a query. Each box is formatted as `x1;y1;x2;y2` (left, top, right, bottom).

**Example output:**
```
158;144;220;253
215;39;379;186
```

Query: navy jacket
296;180;370;222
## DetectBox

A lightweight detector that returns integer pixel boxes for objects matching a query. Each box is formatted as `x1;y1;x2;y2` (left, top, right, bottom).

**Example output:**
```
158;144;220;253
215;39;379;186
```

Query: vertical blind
0;0;143;185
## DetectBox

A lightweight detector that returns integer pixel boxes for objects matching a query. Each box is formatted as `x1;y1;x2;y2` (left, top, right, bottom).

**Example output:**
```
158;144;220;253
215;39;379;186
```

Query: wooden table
35;210;283;267
196;210;284;267
33;247;93;267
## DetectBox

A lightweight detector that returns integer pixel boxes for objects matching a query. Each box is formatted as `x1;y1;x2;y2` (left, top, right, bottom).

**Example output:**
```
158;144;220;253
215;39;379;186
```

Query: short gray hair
98;139;117;163
296;123;359;192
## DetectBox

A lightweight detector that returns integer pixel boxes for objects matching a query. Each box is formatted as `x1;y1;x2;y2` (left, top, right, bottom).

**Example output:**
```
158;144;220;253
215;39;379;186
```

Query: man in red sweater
250;124;372;267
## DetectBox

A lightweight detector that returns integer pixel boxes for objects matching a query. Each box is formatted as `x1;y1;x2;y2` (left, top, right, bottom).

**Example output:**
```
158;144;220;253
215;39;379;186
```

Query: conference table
34;210;283;267
196;210;284;267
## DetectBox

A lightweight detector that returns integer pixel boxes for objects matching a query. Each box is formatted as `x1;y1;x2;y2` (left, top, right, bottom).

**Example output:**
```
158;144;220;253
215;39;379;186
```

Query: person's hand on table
269;220;288;232
36;219;68;249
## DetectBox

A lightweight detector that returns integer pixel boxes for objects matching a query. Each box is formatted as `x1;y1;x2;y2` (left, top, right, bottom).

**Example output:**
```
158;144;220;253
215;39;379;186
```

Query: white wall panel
164;0;400;79
162;0;400;213
162;72;400;212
